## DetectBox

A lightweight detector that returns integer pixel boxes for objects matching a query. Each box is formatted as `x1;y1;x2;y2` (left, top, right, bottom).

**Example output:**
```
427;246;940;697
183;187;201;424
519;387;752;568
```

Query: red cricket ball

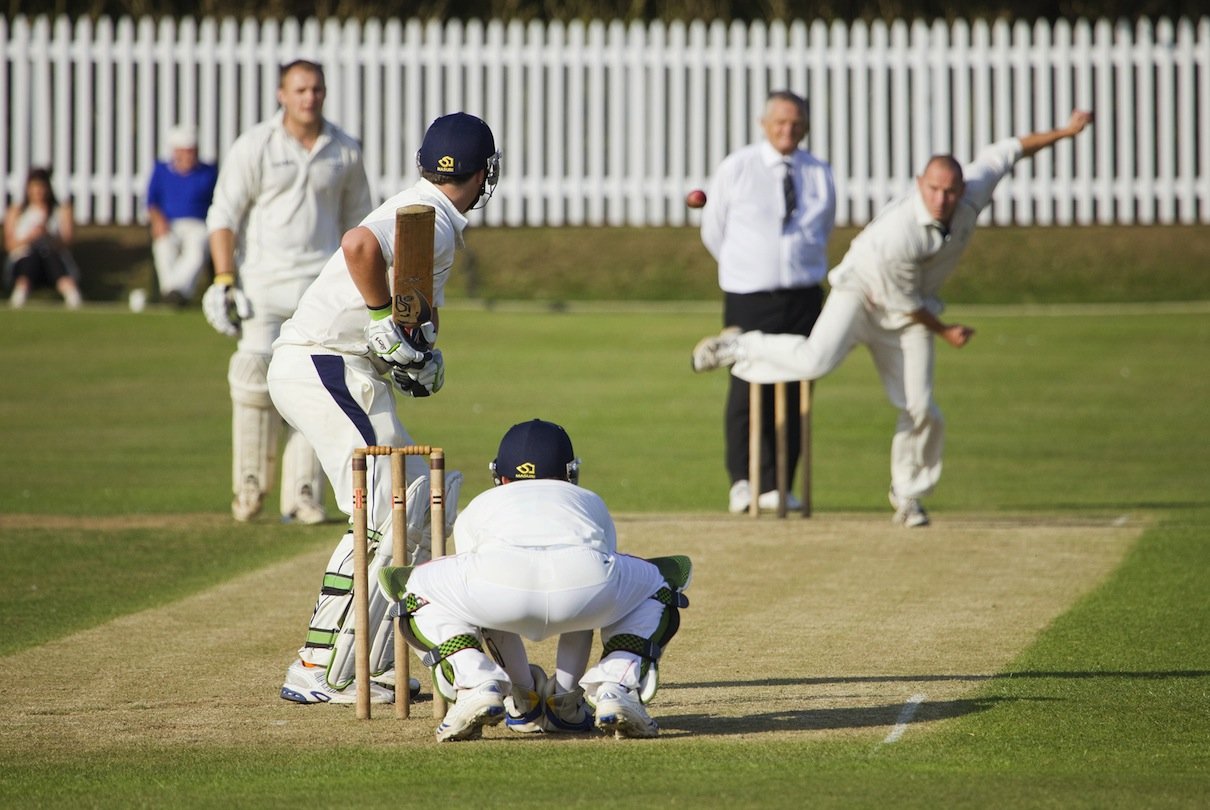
685;189;707;209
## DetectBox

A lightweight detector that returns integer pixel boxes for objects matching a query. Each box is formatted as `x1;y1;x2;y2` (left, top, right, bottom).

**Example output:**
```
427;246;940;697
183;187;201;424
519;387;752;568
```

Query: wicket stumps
748;381;813;518
351;445;447;721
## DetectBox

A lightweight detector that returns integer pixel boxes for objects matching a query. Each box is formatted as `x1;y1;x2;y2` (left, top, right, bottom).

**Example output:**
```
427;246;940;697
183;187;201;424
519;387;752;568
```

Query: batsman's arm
209;227;237;285
342;226;392;309
343;226;441;330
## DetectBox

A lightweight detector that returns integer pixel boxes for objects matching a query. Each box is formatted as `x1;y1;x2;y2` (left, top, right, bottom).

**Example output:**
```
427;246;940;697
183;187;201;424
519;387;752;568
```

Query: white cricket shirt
206;111;372;291
828;137;1024;329
452;479;617;557
700;140;836;293
274;179;466;355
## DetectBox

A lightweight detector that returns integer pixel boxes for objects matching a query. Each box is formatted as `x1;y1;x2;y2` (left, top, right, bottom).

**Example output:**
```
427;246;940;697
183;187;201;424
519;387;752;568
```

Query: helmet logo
437;155;455;172
515;462;536;478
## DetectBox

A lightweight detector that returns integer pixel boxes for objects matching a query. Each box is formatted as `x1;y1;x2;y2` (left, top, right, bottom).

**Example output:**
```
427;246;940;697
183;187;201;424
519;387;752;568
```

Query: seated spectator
147;125;218;306
4;167;82;309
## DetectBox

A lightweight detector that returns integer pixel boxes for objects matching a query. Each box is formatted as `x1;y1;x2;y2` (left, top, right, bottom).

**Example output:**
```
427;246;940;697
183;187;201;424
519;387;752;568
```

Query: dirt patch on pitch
0;513;1139;751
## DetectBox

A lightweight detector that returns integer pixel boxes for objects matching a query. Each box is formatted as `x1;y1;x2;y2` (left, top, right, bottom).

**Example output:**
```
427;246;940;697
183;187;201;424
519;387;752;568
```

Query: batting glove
202;274;252;338
364;305;431;366
391;349;445;398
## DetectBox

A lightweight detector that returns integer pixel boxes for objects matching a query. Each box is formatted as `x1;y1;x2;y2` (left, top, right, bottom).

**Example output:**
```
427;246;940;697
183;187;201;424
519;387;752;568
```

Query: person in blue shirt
146;125;218;305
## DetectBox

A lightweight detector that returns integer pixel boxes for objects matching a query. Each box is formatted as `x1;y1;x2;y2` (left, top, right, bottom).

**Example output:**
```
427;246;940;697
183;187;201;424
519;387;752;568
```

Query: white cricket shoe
757;490;803;512
284;484;327;525
592;682;659;739
728;480;751;514
232;476;263;522
436;681;506;742
370;669;422;700
691;326;742;373
280;660;394;705
889;488;930;528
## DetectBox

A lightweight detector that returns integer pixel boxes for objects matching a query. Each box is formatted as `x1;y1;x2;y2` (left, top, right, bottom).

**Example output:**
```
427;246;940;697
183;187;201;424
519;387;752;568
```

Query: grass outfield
1;303;1208;807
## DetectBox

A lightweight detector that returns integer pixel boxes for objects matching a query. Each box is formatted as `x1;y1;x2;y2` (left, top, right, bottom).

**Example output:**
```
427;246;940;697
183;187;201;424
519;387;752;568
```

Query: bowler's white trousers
731;287;944;500
406;545;668;696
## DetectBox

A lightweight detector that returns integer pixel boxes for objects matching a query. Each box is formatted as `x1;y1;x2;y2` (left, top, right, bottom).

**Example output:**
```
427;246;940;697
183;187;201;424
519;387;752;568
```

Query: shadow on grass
669;670;1210;689
663;696;1016;735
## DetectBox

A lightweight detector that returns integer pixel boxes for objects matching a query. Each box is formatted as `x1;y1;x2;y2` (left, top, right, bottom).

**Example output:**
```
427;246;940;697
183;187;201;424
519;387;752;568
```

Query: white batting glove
390;349;445;398
202;275;252;338
364;305;431;366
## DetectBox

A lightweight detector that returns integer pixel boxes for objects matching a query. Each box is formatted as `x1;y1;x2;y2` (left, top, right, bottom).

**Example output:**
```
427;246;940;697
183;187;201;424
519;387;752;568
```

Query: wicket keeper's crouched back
392;419;692;741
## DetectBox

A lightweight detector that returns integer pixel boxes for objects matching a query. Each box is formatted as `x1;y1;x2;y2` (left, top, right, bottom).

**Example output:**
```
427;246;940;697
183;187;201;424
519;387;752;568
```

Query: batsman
268;112;501;704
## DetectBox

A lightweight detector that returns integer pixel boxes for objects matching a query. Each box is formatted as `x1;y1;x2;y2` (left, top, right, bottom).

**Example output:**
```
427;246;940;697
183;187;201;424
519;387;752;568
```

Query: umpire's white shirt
828;137;1023;329
453;479;617;557
275;179;466;356
206;111;372;297
700;140;835;293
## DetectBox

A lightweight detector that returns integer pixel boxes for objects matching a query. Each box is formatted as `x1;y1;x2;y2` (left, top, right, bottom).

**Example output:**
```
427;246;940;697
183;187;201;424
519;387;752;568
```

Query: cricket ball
685;189;707;209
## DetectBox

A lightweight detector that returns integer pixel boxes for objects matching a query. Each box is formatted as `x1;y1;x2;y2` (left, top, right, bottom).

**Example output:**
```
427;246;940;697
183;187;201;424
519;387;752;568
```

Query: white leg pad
228;351;277;495
279;426;326;518
302;529;397;690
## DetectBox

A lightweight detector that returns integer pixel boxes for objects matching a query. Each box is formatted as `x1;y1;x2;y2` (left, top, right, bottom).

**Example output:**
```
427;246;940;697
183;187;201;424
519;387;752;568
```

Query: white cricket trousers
731;287;944;500
151;218;209;297
267;344;426;521
406;546;668;696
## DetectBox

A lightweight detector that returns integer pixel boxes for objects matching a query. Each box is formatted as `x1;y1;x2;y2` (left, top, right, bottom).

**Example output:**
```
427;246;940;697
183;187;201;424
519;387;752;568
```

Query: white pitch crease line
882;693;928;744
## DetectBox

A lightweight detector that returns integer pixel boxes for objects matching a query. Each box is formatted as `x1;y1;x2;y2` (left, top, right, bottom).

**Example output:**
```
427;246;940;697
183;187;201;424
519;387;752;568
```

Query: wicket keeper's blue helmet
491;419;580;486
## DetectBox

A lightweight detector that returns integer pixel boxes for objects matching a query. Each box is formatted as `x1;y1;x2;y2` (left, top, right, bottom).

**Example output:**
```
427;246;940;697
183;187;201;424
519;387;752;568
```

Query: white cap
167;125;197;150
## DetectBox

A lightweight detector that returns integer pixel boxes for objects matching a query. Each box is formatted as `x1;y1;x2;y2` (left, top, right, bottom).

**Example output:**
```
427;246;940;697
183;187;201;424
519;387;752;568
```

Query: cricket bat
392;204;436;348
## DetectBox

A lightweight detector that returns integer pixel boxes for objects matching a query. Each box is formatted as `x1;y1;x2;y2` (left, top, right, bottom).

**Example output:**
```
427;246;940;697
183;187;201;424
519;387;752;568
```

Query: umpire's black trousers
722;286;824;494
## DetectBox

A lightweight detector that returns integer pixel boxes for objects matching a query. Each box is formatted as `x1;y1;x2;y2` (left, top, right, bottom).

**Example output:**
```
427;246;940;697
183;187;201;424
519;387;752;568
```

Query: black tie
783;160;796;225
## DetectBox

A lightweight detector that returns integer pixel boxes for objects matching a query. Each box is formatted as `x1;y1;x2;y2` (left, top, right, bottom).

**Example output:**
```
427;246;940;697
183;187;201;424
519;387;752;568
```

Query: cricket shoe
283;484;327;525
436;681;506;742
280;660;394;705
232;476;263;522
592;682;659;739
757;490;803;512
728;480;751;514
691;326;742;373
888;488;930;528
505;665;549;734
370;668;423;700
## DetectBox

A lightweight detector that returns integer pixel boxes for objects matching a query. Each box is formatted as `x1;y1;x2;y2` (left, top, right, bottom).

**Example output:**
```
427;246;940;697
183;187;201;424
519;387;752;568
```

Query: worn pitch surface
0;513;1138;750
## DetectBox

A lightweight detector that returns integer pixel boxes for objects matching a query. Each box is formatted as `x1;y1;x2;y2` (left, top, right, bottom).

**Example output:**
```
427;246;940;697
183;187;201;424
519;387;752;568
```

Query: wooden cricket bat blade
392;204;436;330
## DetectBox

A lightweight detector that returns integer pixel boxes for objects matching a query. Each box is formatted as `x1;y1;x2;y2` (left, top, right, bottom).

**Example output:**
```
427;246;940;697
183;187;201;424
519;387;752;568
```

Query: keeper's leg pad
377;568;486;703
602;555;693;703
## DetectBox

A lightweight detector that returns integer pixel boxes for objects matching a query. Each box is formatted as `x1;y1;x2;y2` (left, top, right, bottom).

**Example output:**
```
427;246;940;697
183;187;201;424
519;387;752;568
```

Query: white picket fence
2;14;1208;227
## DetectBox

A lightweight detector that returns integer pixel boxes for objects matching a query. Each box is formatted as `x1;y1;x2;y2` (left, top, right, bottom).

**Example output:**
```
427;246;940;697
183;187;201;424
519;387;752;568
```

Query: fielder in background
204;59;373;524
700;90;836;515
693;110;1095;528
270;111;500;706
385;419;691;741
146;124;218;306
